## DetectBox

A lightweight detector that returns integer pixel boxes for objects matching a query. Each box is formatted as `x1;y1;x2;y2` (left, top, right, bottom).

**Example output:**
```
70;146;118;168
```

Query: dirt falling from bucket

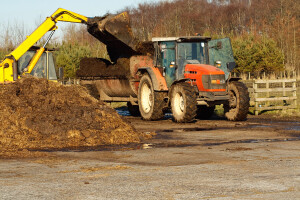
76;57;131;78
0;77;144;158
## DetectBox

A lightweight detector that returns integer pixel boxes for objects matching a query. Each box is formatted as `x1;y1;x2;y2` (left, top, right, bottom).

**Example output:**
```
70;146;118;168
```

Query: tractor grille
202;74;226;90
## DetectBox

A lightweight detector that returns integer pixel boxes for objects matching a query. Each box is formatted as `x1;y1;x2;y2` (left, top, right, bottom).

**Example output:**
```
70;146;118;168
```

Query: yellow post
24;48;45;74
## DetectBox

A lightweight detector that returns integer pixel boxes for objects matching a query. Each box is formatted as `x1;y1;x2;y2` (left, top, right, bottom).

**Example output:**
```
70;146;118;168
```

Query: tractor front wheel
224;81;250;121
170;82;197;123
138;75;165;120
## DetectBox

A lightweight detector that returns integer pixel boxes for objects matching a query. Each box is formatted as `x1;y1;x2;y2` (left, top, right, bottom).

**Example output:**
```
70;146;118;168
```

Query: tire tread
225;81;250;121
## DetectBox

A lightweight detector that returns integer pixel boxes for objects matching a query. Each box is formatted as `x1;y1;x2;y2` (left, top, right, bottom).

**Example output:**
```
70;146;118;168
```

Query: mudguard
137;67;168;91
228;77;242;82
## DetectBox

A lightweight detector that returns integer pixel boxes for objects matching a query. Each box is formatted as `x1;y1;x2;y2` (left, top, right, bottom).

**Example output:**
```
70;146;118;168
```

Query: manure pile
0;77;142;158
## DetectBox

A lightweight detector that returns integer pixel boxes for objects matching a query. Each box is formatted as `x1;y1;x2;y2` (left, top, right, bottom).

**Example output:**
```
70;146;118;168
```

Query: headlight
211;79;225;84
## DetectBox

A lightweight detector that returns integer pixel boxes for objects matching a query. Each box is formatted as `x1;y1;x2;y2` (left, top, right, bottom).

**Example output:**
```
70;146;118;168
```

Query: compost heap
0;77;142;158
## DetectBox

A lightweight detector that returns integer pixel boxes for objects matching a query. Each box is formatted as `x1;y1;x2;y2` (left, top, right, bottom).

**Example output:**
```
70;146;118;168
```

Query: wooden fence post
293;80;297;108
253;80;259;115
283;81;286;97
266;80;270;107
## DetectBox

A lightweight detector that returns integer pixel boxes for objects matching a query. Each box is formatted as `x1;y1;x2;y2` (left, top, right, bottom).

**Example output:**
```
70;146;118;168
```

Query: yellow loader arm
0;8;88;83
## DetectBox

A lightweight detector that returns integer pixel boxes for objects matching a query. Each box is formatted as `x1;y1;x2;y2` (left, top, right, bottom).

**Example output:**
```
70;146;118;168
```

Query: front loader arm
0;8;88;82
10;8;88;61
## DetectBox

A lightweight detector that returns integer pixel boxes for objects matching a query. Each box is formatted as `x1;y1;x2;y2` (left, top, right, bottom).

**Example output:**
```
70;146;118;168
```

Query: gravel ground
0;116;299;200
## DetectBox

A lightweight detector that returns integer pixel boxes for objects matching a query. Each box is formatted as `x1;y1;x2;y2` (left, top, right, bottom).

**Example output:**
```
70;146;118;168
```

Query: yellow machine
0;8;88;83
0;8;134;84
0;8;135;83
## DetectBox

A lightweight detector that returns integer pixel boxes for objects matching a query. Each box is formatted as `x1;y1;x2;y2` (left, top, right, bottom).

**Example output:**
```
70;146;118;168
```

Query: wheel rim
229;90;237;108
174;92;184;115
141;82;152;113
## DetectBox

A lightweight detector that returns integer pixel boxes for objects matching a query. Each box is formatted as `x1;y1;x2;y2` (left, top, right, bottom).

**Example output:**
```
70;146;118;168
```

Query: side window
160;42;176;87
48;53;57;80
160;42;176;68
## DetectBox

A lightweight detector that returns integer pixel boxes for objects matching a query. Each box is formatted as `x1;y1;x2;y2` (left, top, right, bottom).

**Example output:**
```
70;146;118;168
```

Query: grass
214;105;225;117
108;102;127;109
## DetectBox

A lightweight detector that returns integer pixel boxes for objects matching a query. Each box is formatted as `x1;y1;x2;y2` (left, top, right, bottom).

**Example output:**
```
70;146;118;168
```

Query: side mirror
58;67;64;80
227;62;236;72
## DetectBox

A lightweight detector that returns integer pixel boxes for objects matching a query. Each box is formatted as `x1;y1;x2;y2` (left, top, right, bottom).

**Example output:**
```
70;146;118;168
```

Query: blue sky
1;0;162;25
0;0;163;42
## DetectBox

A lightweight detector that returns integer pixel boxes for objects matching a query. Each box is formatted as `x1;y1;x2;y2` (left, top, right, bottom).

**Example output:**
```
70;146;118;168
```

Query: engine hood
185;64;225;75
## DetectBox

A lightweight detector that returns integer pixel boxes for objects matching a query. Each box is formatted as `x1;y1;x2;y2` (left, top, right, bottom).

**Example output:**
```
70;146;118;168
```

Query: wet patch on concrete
156;127;217;133
203;137;300;146
27;136;300;154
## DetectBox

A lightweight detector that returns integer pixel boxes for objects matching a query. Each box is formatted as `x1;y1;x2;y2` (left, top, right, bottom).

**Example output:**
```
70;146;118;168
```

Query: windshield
178;42;207;63
177;42;208;79
18;51;47;78
18;51;57;80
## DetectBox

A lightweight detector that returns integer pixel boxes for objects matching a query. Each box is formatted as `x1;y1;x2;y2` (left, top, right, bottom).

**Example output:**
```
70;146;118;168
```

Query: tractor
136;36;249;122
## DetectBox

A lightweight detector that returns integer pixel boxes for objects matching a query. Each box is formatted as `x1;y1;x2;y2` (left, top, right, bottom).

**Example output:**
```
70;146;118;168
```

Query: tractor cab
152;36;236;87
17;46;57;81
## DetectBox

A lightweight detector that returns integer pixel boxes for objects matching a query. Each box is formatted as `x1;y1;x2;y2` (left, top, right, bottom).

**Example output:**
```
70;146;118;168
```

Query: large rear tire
127;102;140;117
138;75;165;120
224;81;250;121
170;82;197;123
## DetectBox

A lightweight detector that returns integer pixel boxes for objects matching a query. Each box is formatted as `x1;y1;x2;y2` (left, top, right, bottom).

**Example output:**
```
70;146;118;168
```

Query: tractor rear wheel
138;75;165;120
224;81;250;121
171;82;197;122
127;102;140;117
196;105;215;120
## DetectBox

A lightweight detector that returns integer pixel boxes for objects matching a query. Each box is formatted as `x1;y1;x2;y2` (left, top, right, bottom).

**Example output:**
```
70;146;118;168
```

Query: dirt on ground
0;77;144;158
0;114;299;199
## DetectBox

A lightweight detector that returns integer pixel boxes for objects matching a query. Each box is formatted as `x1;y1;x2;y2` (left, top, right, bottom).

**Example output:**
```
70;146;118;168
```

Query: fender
137;67;168;91
168;78;195;101
227;77;242;82
169;78;194;93
170;78;190;86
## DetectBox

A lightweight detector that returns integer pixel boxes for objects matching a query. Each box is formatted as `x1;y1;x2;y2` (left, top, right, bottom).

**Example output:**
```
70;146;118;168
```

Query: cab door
160;41;176;87
208;38;236;80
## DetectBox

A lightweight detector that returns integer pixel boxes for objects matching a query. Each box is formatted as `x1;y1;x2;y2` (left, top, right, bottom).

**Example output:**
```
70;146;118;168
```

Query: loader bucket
87;12;138;62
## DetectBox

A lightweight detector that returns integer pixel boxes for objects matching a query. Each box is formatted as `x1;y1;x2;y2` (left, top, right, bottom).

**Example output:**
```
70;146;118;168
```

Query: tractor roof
152;36;211;42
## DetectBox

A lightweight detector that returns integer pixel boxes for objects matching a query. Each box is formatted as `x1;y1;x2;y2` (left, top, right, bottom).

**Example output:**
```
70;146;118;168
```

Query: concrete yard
0;115;299;200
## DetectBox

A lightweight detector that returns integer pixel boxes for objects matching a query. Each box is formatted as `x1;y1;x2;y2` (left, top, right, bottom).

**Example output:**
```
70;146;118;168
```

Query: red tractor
136;36;249;122
78;12;249;122
79;35;249;122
